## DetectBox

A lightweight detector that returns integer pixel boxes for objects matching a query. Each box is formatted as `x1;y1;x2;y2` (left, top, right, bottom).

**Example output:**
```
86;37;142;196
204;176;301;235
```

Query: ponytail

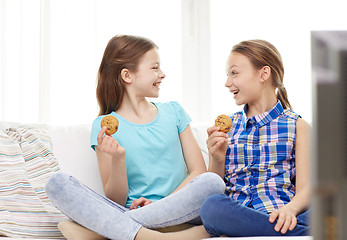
277;87;292;110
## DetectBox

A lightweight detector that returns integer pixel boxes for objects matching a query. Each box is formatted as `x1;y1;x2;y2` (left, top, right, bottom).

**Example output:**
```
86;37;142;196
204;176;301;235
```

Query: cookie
215;114;232;133
101;115;119;135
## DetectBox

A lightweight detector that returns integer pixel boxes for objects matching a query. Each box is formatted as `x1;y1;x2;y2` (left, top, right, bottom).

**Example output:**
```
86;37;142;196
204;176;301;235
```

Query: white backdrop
210;0;347;124
1;0;347;125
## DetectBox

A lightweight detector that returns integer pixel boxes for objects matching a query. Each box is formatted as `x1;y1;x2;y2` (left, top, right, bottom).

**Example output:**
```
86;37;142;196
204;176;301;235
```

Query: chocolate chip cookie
215;114;232;133
101;115;119;135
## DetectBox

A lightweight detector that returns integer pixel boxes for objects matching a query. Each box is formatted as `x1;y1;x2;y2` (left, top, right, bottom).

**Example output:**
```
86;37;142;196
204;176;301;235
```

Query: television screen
311;31;347;240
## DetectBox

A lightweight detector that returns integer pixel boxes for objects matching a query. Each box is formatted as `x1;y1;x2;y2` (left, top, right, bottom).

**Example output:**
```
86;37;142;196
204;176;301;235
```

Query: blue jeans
200;194;310;237
45;172;225;240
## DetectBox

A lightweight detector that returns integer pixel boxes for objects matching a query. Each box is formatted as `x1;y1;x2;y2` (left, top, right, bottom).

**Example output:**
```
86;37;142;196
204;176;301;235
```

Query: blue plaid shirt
225;101;300;213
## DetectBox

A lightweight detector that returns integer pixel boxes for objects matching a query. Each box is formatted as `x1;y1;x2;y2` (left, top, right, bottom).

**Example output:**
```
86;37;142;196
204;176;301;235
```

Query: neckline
111;102;159;127
241;100;283;128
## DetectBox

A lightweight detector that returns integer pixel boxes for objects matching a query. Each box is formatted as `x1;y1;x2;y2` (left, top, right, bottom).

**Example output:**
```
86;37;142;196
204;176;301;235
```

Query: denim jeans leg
125;172;226;229
45;172;142;240
200;194;310;237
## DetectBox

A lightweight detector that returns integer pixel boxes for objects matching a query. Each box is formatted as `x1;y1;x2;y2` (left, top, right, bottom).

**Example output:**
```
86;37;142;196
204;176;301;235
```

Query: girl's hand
206;125;228;163
97;127;125;158
269;205;298;234
129;197;153;210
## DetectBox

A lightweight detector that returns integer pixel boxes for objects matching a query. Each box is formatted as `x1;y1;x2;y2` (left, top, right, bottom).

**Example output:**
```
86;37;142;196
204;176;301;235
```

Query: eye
152;64;159;71
227;70;237;77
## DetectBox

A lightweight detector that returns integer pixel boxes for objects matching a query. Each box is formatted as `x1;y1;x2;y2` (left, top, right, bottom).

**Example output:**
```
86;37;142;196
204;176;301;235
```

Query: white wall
1;0;347;125
209;0;347;124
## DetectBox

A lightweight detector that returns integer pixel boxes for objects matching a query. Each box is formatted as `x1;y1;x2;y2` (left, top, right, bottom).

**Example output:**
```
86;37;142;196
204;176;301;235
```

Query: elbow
105;192;127;207
197;169;207;175
195;165;208;174
188;168;207;179
104;187;127;207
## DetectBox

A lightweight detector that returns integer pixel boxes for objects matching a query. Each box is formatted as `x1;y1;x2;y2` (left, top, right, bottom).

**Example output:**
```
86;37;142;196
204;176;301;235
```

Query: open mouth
231;89;239;95
153;82;161;87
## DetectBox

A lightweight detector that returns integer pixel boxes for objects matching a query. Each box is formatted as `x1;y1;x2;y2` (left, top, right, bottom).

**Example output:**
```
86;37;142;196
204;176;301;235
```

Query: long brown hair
231;39;292;110
96;35;158;116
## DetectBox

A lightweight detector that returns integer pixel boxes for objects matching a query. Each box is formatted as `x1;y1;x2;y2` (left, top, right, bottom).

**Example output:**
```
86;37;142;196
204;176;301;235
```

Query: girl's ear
121;68;132;84
260;66;271;82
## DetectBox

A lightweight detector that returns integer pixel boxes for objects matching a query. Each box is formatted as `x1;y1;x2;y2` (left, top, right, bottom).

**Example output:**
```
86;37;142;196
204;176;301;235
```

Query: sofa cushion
0;127;67;238
47;124;104;195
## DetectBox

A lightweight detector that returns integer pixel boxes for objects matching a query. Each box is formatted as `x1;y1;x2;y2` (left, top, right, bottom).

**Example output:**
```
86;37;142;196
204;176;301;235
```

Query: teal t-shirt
90;101;191;208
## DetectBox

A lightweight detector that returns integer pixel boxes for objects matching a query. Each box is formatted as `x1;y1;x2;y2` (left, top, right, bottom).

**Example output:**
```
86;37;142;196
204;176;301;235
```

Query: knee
198;172;225;195
45;172;70;200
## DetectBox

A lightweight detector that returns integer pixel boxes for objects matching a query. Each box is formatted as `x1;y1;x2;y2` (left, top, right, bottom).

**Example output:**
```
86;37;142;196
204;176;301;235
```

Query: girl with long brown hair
45;35;224;240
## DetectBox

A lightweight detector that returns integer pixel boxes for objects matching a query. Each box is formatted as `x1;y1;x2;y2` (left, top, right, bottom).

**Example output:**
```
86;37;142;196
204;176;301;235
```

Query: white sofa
47;122;211;197
0;121;312;240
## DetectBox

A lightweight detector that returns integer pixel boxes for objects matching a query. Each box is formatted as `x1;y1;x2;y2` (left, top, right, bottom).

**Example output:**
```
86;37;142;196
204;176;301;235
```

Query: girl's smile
225;52;263;106
230;88;239;98
153;81;161;87
130;48;165;98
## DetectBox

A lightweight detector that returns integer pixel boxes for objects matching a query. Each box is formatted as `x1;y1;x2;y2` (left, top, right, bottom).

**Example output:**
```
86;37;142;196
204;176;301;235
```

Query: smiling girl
200;39;311;237
45;35;225;240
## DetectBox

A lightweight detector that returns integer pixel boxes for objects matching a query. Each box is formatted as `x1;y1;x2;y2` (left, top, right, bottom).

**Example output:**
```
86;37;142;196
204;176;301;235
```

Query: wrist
210;159;225;170
213;155;226;164
285;202;300;216
111;154;126;163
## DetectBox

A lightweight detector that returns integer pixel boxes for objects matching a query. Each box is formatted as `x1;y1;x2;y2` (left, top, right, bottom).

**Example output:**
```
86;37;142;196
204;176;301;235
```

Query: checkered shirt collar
241;100;284;128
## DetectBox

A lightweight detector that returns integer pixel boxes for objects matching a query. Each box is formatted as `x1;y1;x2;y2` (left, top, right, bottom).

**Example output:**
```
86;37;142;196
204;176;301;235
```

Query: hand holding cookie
97;117;124;158
101;115;119;135
215;114;232;133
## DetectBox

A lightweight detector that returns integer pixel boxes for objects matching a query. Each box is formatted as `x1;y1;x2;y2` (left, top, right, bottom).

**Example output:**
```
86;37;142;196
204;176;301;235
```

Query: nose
159;69;166;79
225;76;232;88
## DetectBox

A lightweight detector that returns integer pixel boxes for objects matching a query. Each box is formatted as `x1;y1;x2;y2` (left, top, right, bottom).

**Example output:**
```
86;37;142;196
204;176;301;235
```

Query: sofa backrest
1;121;210;196
47;124;105;195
